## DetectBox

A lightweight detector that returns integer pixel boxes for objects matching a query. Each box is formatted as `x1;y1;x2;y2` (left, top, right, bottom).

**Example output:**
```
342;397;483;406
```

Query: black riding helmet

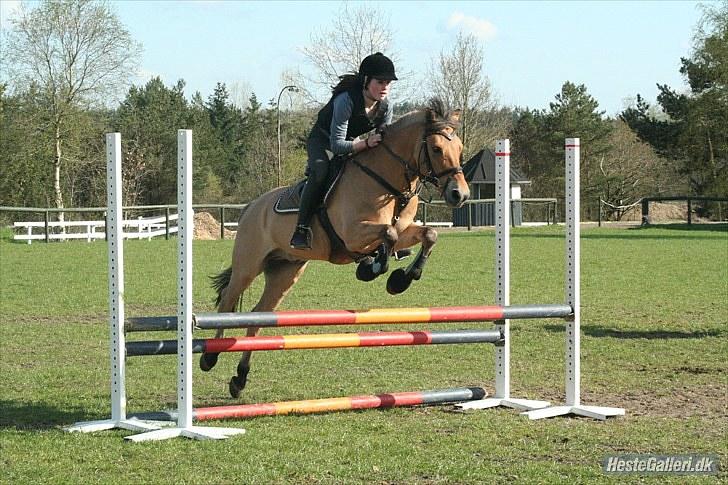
359;52;398;81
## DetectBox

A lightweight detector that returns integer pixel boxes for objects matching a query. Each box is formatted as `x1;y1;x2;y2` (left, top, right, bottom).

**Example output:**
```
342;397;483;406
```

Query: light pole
277;85;298;187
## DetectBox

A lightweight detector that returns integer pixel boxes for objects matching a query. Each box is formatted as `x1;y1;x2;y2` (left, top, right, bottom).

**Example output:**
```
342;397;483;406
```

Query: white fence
14;214;179;244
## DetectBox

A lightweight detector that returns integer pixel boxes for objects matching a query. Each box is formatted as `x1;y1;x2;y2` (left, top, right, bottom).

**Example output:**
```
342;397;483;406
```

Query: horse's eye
432;146;443;154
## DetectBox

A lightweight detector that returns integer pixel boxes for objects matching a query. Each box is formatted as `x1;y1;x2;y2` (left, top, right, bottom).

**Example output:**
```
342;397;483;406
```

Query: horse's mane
386;98;460;135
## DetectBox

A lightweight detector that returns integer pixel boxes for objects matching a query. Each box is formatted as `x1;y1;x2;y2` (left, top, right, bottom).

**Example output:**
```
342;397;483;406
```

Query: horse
202;99;469;398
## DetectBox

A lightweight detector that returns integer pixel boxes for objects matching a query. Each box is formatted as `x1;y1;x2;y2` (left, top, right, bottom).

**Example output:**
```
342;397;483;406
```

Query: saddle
274;155;412;266
274;157;346;214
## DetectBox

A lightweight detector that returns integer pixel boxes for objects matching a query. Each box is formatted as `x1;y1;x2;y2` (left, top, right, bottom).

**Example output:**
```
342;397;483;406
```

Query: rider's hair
331;73;365;96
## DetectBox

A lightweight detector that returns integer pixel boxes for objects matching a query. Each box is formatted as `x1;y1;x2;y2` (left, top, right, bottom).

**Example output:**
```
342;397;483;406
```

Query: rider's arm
330;93;368;154
382;101;393;127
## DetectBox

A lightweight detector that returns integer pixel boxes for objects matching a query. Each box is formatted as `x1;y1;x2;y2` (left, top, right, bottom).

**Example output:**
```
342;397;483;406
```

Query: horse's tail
210;266;239;309
210;203;252;310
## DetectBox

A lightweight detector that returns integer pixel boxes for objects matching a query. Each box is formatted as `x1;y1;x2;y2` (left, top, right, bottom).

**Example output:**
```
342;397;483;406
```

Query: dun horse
203;99;469;398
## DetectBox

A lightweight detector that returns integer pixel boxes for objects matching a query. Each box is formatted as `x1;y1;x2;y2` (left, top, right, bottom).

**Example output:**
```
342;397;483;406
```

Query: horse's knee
423;228;438;246
382;226;398;248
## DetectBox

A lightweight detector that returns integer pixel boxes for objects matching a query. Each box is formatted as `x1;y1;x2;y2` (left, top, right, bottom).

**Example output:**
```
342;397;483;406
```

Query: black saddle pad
274;180;306;213
274;157;347;214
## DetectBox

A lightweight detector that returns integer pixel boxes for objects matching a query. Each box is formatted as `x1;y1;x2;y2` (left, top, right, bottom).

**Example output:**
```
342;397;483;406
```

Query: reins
350;128;462;220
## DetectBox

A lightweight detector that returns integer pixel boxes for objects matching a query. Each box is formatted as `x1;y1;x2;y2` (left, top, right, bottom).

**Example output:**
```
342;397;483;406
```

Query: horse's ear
426;108;437;123
450;109;462;123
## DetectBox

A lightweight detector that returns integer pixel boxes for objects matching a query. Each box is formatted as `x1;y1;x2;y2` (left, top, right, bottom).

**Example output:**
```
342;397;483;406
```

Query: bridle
417;130;464;187
350;127;463;218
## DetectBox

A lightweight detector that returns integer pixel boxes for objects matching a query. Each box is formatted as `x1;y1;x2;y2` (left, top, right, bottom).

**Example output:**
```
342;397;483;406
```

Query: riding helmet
359;52;398;81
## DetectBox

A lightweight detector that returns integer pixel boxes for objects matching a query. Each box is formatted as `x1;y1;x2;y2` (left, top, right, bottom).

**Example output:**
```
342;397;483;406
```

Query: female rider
290;52;397;249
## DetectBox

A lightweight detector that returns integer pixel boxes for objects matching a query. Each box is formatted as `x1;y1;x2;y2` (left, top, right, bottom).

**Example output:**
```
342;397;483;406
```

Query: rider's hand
366;133;382;148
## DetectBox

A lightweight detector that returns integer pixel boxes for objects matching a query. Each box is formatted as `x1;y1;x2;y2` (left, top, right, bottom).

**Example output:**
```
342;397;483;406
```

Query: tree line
1;1;725;222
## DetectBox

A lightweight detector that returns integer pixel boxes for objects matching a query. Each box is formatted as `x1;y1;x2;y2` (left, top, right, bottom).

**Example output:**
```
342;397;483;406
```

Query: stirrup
290;225;312;249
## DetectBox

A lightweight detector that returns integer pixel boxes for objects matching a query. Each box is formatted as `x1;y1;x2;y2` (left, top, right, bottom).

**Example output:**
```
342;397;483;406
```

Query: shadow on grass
632;223;727;233
543;324;724;340
0;400;90;430
443;223;726;241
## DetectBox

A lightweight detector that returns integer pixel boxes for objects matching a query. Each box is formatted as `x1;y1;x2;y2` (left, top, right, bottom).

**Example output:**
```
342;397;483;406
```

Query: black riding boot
290;176;325;249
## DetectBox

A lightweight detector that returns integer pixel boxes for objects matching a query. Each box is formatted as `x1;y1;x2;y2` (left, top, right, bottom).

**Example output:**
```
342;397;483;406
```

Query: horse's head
421;100;469;207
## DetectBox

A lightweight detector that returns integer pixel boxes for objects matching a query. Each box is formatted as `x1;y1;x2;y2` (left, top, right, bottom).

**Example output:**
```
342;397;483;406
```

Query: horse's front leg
386;224;438;295
345;222;398;282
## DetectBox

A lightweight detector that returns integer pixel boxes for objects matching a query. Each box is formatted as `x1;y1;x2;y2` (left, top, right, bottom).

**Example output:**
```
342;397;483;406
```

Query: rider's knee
308;159;328;184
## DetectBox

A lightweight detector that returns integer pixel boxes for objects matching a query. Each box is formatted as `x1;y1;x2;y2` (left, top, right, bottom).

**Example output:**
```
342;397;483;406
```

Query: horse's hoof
386;268;412;295
410;267;423;281
228;364;250;398
199;352;219;372
229;376;243;399
356;261;379;282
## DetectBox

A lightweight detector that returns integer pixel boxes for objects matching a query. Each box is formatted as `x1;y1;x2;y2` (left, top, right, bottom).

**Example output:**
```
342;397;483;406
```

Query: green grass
1;225;726;483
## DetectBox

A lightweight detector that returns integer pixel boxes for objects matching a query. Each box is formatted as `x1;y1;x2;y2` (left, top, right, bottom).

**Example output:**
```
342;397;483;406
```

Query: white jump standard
126;131;245;441
65;134;163;434
457;138;624;420
456;140;550;412
524;139;623;420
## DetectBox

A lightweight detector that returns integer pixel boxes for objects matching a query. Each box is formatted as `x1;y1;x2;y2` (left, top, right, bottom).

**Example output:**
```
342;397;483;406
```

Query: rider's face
365;78;392;101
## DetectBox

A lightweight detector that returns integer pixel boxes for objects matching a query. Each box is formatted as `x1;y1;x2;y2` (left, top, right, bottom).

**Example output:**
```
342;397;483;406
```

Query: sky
1;1;706;116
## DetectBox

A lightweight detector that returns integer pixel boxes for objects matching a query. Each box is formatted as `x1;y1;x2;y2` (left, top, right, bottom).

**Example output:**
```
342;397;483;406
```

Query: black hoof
199;352;219;372
229;376;243;399
387;268;413;295
229;364;250;398
356;261;379;282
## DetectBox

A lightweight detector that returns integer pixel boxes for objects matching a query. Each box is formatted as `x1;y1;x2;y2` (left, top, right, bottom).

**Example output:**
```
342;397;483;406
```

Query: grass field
0;224;726;484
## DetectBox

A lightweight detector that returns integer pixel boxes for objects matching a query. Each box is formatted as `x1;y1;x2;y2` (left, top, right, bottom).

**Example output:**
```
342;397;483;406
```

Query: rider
290;52;397;250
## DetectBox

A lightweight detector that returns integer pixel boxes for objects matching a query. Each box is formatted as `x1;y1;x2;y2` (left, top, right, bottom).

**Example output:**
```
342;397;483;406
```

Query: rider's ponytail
331;73;364;97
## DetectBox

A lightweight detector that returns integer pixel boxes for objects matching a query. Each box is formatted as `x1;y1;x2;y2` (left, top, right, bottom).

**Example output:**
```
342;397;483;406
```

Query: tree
113;78;191;205
299;4;397;103
511;82;613;219
0;84;54;208
4;0;141;218
599;120;681;220
428;32;500;152
621;1;727;199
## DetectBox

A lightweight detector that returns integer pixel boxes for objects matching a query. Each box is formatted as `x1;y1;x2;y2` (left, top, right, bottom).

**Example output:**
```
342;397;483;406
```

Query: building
452;148;531;226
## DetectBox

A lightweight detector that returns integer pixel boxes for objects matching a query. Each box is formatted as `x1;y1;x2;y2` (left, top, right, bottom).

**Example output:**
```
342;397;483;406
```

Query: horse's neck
358;125;422;187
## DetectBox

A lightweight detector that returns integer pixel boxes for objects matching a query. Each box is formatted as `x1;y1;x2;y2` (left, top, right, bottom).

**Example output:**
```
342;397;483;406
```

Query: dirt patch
527;385;726;420
610;385;727;419
193;211;236;240
618;201;713;223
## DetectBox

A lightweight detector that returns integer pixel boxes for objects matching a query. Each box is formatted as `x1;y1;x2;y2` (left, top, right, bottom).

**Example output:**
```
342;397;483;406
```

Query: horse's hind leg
229;259;308;398
199;267;258;372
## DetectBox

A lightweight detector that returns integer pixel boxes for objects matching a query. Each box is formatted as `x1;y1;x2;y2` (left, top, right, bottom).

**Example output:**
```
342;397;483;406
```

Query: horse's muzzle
443;178;470;208
442;178;470;207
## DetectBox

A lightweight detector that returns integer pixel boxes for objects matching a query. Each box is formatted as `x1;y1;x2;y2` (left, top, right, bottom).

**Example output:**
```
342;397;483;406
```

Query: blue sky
1;1;704;116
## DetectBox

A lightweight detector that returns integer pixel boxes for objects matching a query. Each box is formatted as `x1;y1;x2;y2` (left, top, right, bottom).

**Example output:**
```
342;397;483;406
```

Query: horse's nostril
450;189;462;201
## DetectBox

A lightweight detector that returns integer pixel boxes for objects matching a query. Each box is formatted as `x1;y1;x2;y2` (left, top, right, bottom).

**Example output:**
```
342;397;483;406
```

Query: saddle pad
274;180;306;213
273;159;348;214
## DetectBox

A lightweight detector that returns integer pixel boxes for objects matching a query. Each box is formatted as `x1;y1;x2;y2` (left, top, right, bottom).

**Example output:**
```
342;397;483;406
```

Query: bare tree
428;33;498;151
298;3;400;103
4;0;141;219
599;120;681;220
